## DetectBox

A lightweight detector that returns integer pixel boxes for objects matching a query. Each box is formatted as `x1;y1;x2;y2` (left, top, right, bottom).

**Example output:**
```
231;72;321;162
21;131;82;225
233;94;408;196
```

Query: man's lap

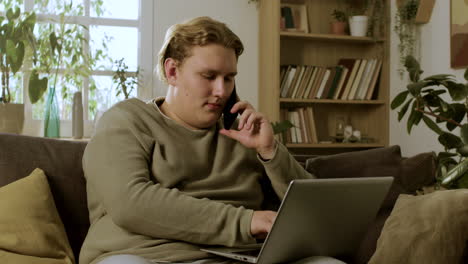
96;254;346;264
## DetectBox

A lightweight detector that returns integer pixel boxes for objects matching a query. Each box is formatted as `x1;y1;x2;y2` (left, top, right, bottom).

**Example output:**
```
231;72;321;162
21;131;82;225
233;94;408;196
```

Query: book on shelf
315;68;331;99
325;66;344;99
347;59;367;100
280;3;309;33
340;59;361;100
355;59;374;100
365;59;383;100
333;66;349;99
279;59;382;101
281;107;318;144
291;65;306;98
280;65;296;98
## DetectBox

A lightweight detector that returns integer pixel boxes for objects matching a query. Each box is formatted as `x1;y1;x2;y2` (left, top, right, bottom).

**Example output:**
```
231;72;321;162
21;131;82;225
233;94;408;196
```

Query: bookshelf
259;0;390;155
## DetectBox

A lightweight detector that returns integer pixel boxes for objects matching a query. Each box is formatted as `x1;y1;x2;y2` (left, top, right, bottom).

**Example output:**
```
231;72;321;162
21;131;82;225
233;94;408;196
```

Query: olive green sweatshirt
79;98;313;264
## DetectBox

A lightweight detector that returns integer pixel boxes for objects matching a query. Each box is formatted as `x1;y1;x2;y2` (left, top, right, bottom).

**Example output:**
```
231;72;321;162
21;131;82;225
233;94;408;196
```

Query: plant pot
0;103;24;134
349;16;368;37
330;21;347;35
397;0;435;24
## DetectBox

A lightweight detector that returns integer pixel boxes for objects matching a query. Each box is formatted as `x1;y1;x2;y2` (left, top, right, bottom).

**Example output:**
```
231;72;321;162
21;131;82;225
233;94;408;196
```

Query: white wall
389;0;467;157
152;0;259;108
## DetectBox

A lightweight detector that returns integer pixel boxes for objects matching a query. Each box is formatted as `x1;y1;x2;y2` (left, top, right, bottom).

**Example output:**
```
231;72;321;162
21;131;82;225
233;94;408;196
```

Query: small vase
330;21;347;35
72;91;83;139
43;86;60;138
349;16;368;37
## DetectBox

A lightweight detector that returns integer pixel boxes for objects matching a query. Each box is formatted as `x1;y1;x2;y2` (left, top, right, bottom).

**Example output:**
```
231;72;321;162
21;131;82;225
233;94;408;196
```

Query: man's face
166;44;238;129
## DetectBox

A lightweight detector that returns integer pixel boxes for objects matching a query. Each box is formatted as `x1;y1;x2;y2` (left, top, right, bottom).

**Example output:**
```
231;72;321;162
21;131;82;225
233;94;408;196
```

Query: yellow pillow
369;189;468;264
0;168;75;264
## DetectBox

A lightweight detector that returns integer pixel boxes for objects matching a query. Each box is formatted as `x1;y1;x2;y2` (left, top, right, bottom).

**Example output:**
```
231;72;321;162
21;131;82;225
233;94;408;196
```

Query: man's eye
203;74;215;80
224;77;233;82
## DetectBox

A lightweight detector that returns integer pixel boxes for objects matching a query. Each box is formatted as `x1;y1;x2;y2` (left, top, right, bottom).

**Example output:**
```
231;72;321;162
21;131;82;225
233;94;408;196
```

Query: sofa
0;132;466;264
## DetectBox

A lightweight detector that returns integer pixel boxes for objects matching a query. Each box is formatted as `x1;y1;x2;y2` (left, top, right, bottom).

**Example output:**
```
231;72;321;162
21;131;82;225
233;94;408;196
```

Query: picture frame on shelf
280;3;309;33
450;0;468;68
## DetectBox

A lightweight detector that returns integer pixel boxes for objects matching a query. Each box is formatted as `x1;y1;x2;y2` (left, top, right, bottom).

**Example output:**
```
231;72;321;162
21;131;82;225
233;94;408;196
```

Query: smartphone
223;87;239;130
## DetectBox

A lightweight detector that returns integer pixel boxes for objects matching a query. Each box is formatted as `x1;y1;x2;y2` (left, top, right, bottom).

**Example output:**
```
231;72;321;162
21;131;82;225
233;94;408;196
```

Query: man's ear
164;58;178;85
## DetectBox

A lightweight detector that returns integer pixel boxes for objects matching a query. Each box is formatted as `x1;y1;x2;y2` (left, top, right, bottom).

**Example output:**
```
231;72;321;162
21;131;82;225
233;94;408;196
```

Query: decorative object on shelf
43;86;60;138
391;55;468;189
450;0;468;68
344;125;353;141
72;91;83;139
335;116;346;142
112;58;140;100
0;8;37;134
349;15;368;37
331;9;348;35
280;3;309;33
394;0;434;77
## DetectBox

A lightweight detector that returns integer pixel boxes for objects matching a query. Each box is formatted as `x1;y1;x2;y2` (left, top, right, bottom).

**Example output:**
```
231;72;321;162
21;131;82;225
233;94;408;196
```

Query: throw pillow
369;190;468;264
304;145;402;209
0;168;75;264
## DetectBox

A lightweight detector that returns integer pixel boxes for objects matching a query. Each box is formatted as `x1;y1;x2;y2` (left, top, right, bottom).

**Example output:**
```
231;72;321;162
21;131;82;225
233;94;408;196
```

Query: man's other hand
250;210;277;239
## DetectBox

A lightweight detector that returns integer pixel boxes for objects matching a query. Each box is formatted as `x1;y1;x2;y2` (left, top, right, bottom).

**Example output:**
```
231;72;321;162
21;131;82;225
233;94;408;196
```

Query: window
1;0;153;137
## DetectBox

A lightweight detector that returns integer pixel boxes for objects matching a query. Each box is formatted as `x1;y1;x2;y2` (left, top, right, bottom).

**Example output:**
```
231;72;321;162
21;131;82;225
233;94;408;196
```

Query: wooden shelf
286;143;385;149
259;0;390;156
280;31;385;43
279;98;386;105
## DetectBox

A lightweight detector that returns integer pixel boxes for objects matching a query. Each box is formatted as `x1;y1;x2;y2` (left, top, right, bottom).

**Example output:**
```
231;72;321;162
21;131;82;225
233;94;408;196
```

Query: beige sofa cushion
0;168;75;264
369;189;468;264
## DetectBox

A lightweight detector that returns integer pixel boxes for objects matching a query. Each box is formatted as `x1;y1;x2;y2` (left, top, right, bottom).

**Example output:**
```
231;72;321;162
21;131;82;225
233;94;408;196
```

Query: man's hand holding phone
220;100;277;160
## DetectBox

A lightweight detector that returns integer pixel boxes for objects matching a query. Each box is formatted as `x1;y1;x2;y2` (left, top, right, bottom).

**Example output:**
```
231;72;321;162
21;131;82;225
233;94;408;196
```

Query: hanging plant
394;0;420;78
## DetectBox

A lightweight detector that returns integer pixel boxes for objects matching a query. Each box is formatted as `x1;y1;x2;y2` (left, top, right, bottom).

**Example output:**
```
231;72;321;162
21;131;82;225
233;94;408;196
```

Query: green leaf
6;8;20;21
445;81;468;101
271;120;294;135
457;145;468;157
423;74;454;82
407;81;430;96
438;132;463;150
28;70;49;104
445;103;466;131
391;91;409;109
10;41;24;74
49;32;58;54
464;68;468;81
398;98;412;121
442;158;468;186
422;115;443;135
456;173;468;188
461;124;468;144
404;55;423;82
407;101;423;133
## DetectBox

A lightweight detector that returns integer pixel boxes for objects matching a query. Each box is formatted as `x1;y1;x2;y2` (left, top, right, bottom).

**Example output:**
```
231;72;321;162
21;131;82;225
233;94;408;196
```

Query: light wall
389;0;466;157
152;0;259;109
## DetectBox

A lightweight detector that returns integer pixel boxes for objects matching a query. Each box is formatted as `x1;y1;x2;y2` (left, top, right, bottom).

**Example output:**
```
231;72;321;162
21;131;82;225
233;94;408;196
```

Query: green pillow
0;168;75;264
369;189;468;264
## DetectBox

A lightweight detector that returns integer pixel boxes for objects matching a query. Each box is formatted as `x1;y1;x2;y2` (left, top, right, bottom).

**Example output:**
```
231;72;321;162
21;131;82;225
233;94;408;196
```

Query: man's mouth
206;103;222;110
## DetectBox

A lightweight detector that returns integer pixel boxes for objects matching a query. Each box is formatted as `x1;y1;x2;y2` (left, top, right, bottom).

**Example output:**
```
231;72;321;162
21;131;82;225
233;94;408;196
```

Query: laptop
201;177;393;264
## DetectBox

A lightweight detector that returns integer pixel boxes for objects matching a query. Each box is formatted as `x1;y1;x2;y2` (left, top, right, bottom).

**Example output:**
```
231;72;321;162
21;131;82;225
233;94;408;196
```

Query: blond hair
156;16;244;84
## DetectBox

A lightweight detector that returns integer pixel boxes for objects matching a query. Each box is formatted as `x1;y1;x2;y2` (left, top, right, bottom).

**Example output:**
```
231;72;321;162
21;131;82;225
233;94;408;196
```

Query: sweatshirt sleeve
83;107;256;247
258;141;316;199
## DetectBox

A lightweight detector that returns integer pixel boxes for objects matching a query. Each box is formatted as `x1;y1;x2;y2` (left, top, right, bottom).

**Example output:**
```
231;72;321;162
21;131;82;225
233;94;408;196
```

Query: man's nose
212;78;230;97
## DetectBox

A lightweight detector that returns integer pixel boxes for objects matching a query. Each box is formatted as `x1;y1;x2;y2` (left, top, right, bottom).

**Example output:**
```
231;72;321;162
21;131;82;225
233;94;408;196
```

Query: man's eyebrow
202;70;237;76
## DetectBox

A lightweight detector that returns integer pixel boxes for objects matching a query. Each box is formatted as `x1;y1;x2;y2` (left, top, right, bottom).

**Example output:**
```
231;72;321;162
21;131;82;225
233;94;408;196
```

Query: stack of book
279;107;318;144
279;58;382;100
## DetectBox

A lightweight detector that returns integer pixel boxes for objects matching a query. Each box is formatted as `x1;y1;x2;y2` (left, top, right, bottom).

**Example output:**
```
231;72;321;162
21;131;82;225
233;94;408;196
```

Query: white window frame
20;0;153;138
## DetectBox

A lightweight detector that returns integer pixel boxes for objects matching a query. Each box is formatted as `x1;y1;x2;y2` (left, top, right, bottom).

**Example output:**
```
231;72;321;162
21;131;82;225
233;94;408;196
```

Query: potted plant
331;9;348;35
0;8;38;134
391;55;468;189
112;58;140;100
394;0;420;78
28;2;93;138
348;0;374;37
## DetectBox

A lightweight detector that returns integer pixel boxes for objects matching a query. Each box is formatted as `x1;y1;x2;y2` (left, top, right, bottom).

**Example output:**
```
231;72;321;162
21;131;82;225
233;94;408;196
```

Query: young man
79;17;345;264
